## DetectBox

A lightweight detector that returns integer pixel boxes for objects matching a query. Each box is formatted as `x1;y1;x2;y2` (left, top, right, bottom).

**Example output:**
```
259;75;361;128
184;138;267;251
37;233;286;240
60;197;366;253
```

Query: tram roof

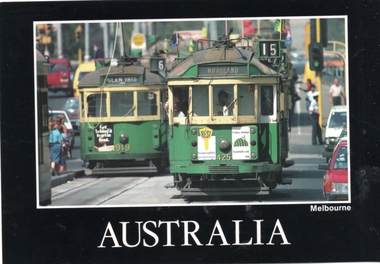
168;47;278;78
78;63;166;87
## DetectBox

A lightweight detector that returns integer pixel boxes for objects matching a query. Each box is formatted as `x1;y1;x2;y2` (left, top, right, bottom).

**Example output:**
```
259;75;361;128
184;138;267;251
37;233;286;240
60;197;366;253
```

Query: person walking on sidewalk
329;78;345;106
309;91;323;145
58;124;68;172
49;120;63;176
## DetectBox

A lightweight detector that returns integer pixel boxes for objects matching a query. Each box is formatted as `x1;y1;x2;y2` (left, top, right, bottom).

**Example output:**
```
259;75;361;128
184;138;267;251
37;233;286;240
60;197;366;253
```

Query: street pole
316;18;323;128
84;23;90;62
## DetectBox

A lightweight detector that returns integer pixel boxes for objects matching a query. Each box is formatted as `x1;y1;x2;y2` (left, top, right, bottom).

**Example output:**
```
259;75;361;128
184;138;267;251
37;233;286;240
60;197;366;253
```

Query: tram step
283;160;295;168
181;187;270;196
92;166;157;175
281;178;292;185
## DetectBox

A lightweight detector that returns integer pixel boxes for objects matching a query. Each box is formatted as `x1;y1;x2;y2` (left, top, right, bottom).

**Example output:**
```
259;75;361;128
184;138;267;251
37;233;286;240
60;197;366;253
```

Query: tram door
259;85;277;123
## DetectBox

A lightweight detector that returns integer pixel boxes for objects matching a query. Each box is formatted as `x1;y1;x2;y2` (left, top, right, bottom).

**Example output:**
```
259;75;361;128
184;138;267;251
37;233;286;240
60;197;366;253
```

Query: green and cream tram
166;31;293;196
78;55;169;174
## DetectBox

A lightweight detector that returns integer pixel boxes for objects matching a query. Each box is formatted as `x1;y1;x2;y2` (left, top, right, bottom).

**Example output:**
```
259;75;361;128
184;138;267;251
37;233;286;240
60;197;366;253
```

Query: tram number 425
216;154;231;161
115;144;131;151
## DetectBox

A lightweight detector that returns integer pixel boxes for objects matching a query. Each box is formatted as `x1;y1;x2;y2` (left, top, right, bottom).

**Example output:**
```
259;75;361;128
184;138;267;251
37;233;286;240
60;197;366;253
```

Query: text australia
98;219;291;248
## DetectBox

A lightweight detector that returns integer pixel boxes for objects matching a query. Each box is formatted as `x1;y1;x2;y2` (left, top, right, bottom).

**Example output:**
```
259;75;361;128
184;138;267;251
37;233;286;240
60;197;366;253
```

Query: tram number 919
115;144;131;151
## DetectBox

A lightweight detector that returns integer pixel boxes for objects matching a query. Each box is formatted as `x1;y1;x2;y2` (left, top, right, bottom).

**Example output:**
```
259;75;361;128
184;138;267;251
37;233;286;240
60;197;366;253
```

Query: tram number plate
216;154;231;161
115;144;131;151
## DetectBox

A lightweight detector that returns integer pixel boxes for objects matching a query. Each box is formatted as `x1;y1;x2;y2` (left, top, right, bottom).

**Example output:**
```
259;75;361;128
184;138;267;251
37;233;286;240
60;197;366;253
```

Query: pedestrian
309;91;323;145
305;84;315;112
58;114;70;158
58;124;68;172
329;78;345;106
49;119;63;176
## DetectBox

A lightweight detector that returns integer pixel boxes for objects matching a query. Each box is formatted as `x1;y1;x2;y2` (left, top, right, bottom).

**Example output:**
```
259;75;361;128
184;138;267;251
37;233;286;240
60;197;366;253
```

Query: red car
319;137;348;201
48;59;73;96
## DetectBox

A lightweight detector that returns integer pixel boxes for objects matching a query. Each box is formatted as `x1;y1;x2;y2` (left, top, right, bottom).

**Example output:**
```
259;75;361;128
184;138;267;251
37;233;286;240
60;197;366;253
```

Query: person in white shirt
309;92;323;145
329;78;345;106
305;84;315;111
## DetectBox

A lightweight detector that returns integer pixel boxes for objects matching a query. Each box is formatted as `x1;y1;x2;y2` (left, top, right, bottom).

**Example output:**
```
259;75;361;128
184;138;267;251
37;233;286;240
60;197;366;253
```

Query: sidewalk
51;156;91;188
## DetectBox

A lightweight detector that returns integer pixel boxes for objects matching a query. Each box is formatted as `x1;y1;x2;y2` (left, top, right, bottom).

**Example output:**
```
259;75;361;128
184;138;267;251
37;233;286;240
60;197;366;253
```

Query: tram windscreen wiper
124;105;135;117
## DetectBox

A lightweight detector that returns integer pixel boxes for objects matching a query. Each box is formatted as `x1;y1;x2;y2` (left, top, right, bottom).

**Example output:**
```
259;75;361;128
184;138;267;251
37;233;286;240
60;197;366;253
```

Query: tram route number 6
115;144;131;151
149;57;166;72
258;40;281;59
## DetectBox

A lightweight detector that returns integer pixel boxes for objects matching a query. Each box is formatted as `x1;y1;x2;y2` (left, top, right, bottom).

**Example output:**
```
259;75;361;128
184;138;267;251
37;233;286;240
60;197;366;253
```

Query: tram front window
87;94;107;117
191;85;209;116
238;84;255;116
138;92;157;116
110;92;133;117
213;85;234;116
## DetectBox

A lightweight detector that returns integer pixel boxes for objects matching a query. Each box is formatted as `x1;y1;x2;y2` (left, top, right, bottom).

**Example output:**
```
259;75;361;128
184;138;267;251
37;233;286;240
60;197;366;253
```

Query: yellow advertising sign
199;127;213;151
132;34;145;47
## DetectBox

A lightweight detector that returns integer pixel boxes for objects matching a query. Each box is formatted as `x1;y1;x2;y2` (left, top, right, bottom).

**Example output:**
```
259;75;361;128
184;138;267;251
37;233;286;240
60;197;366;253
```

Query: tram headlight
191;129;197;135
88;127;93;132
251;152;257;159
250;128;256;134
88;145;93;151
119;133;128;143
192;153;198;159
219;138;230;150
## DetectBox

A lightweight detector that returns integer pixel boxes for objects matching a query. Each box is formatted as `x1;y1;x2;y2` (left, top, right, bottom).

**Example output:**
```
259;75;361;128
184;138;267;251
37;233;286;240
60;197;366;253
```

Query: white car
323;105;347;152
49;110;75;158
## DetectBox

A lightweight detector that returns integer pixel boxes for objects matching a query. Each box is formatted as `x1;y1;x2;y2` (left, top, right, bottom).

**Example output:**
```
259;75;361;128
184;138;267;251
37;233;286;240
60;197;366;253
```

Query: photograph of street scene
36;17;348;207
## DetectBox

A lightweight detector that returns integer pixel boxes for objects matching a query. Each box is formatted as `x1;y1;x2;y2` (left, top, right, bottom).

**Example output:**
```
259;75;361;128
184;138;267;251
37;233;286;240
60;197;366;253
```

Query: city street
48;81;340;207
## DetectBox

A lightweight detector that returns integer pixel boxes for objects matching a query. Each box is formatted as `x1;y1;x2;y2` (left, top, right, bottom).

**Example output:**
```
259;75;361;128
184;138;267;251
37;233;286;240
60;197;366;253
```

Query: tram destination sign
199;65;247;76
104;76;140;85
258;40;281;59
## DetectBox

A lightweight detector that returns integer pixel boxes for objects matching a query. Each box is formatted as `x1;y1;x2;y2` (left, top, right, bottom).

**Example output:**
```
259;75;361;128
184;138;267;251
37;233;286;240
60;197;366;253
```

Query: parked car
72;62;96;97
62;97;80;135
49;110;75;158
323;105;347;152
48;59;74;96
319;137;348;201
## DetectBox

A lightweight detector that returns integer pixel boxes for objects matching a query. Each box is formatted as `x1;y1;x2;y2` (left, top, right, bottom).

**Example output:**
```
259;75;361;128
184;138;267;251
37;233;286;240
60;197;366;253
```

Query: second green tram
166;34;294;196
78;56;169;174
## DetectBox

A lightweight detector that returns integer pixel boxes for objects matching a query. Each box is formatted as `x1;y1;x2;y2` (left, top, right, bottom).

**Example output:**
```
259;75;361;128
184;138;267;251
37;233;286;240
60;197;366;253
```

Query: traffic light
75;25;82;42
308;42;324;71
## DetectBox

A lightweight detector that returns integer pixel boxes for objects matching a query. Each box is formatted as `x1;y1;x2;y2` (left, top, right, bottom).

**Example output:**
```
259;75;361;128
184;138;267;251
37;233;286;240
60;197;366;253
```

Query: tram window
238;84;255;116
192;85;209;116
138;92;157;116
261;86;274;115
110;92;134;117
172;87;188;117
87;94;107;117
213;85;234;116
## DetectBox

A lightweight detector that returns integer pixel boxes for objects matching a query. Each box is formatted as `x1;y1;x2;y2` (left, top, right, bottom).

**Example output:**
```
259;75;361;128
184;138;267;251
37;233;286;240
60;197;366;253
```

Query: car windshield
63;99;79;110
328;112;347;128
49;63;59;74
333;145;348;170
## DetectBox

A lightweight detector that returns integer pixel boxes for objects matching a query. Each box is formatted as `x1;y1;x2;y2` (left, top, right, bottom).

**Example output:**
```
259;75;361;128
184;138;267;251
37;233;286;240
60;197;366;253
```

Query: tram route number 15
258;40;281;59
115;144;131;151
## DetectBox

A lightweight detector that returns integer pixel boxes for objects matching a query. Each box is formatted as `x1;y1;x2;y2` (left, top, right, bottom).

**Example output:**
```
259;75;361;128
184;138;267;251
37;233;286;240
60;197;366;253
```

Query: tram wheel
88;161;97;170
